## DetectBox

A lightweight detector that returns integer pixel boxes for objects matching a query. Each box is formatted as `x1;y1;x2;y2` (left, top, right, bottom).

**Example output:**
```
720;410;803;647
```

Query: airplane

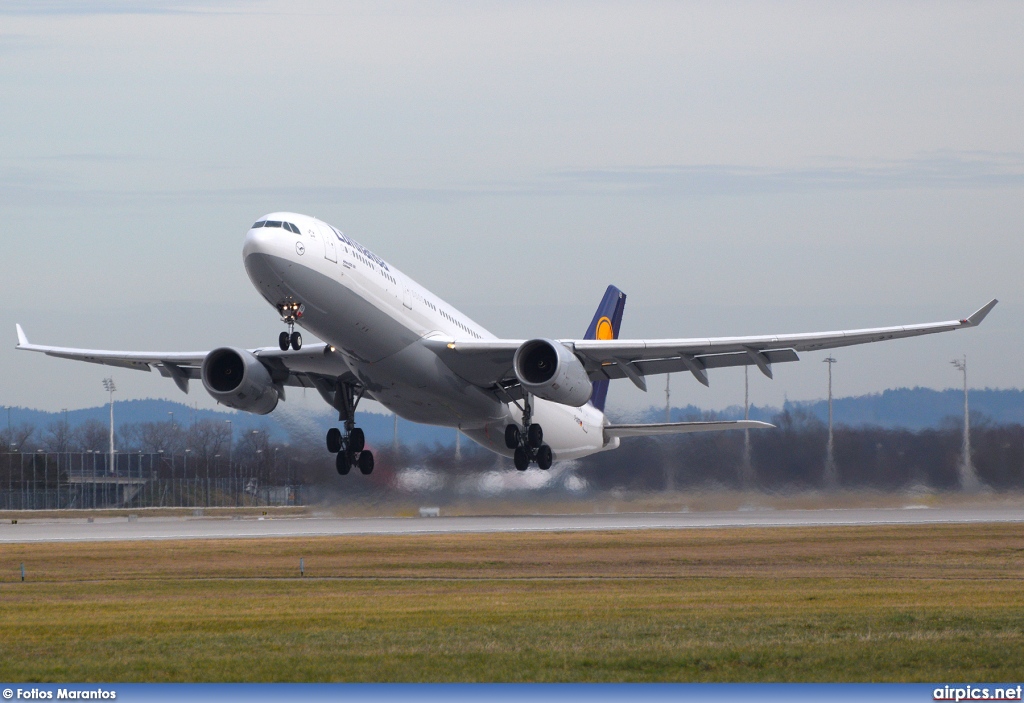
16;212;997;475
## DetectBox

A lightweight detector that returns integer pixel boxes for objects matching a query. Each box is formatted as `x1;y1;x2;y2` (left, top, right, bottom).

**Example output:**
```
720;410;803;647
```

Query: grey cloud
0;34;34;52
552;152;1024;196
0;0;265;15
3;153;163;163
3;151;1024;211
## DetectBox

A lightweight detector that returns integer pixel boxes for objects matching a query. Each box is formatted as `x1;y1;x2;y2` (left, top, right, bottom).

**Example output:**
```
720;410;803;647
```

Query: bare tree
76;419;110;452
236;428;272;484
2;422;36;452
186;419;231;463
42;417;74;453
137;420;185;454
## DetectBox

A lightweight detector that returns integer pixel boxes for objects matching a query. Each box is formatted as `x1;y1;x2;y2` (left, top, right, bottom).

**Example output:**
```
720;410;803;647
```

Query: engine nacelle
201;347;280;415
513;338;592;407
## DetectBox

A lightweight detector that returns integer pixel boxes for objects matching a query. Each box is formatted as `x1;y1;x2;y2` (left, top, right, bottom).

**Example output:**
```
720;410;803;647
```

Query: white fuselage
242;212;614;461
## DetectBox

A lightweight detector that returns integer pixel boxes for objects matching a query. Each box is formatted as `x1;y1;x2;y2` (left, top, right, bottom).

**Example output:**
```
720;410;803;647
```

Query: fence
0;452;305;510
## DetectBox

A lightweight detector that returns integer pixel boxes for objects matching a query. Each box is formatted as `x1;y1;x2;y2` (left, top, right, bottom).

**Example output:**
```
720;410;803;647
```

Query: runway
2;506;1023;543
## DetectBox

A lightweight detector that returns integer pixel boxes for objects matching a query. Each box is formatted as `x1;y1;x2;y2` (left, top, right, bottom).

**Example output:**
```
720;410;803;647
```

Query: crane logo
595;316;614;340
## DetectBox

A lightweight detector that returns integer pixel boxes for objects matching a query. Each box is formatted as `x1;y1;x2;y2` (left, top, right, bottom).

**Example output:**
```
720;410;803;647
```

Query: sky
1;1;1022;420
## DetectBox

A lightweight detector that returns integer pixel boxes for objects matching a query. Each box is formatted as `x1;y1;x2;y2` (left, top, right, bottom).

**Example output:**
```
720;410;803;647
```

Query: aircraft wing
426;299;997;392
14;324;359;396
605;420;774;438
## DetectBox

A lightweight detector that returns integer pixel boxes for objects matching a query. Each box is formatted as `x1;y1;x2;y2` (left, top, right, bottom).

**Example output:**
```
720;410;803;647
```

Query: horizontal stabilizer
605;420;774;438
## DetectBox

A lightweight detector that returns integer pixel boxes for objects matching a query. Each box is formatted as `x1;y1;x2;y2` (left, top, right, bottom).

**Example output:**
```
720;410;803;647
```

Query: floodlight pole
951;355;979;490
823;357;837;488
665;374;671;423
225;419;233;471
103;378;116;474
741;366;752;487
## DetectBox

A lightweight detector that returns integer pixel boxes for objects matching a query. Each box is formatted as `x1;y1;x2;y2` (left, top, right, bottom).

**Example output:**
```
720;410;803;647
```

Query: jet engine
201;347;280;415
512;338;592;407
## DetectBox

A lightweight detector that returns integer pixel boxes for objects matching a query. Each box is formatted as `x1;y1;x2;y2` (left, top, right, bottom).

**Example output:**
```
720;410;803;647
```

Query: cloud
0;33;34;52
3;151;1024;212
550;152;1024;197
0;0;264;15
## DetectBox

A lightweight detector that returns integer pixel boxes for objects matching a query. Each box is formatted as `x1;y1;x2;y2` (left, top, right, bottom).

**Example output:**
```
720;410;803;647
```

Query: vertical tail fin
583;285;626;412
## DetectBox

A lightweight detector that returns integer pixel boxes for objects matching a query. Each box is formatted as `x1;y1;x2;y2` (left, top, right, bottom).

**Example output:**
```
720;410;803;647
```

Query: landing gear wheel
279;331;290;351
290;331;302;351
536;444;553;471
357;450;374;475
527;424;544;449
513;446;530;471
326;428;342;454
504;424;521;450
349;427;365;453
336;451;351;475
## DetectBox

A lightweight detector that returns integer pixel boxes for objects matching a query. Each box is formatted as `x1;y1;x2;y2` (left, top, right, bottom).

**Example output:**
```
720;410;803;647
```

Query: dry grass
1;523;1023;681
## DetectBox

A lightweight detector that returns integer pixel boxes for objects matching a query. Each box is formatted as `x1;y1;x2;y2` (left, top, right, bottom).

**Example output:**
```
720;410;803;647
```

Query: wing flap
605;420;774;438
599;348;800;381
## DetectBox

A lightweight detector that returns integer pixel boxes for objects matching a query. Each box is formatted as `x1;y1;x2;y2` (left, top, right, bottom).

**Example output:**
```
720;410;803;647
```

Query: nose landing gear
277;301;304;351
505;393;553;471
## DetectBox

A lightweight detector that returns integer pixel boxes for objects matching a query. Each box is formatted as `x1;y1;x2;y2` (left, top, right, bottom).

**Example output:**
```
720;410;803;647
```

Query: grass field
1;523;1023;681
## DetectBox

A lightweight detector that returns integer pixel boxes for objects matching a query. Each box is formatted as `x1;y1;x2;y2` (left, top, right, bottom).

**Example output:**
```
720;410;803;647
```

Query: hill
1;398;457;449
623;387;1024;430
4;387;1021;451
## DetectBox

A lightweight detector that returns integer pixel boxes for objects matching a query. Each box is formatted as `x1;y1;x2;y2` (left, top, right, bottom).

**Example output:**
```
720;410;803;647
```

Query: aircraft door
402;287;413;309
318;223;338;263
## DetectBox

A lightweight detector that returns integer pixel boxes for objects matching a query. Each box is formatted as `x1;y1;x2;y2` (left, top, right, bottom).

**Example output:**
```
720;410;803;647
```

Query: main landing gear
325;381;374;476
327;426;374;475
277;301;305;351
504;394;553;471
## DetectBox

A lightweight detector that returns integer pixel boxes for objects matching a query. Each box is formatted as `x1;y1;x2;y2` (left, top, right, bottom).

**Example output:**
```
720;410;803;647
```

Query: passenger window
252;221;266;228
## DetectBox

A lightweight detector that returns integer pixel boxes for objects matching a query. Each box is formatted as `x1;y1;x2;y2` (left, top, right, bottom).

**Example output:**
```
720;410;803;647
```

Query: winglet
962;299;998;327
15;324;28;347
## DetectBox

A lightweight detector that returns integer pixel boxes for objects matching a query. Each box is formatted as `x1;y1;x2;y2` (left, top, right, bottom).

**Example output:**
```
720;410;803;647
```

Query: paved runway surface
2;506;1023;543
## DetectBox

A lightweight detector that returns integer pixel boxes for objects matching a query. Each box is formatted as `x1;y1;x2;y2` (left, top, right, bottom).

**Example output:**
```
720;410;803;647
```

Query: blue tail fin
584;285;626;412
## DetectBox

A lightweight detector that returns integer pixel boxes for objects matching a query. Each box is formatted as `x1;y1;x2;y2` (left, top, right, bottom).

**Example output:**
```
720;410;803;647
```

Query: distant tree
3;422;36;452
136;420;184;454
42;417;74;453
186;419;231;463
117;422;142;452
236;428;272;483
75;419;109;453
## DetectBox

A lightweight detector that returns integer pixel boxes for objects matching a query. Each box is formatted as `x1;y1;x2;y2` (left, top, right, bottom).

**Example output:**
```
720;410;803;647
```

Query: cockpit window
285;222;299;233
252;221;266;228
265;221;282;228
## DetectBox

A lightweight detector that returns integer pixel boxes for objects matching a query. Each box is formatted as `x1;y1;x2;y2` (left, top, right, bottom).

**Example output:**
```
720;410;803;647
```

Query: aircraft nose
242;224;284;260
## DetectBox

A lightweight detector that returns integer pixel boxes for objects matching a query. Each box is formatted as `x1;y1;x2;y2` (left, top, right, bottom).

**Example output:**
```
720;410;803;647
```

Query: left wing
426;299;998;392
14;324;358;396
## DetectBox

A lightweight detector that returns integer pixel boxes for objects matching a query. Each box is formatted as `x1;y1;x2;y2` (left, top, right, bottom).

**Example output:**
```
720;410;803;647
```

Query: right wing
425;299;998;392
605;420;774;439
14;324;359;398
